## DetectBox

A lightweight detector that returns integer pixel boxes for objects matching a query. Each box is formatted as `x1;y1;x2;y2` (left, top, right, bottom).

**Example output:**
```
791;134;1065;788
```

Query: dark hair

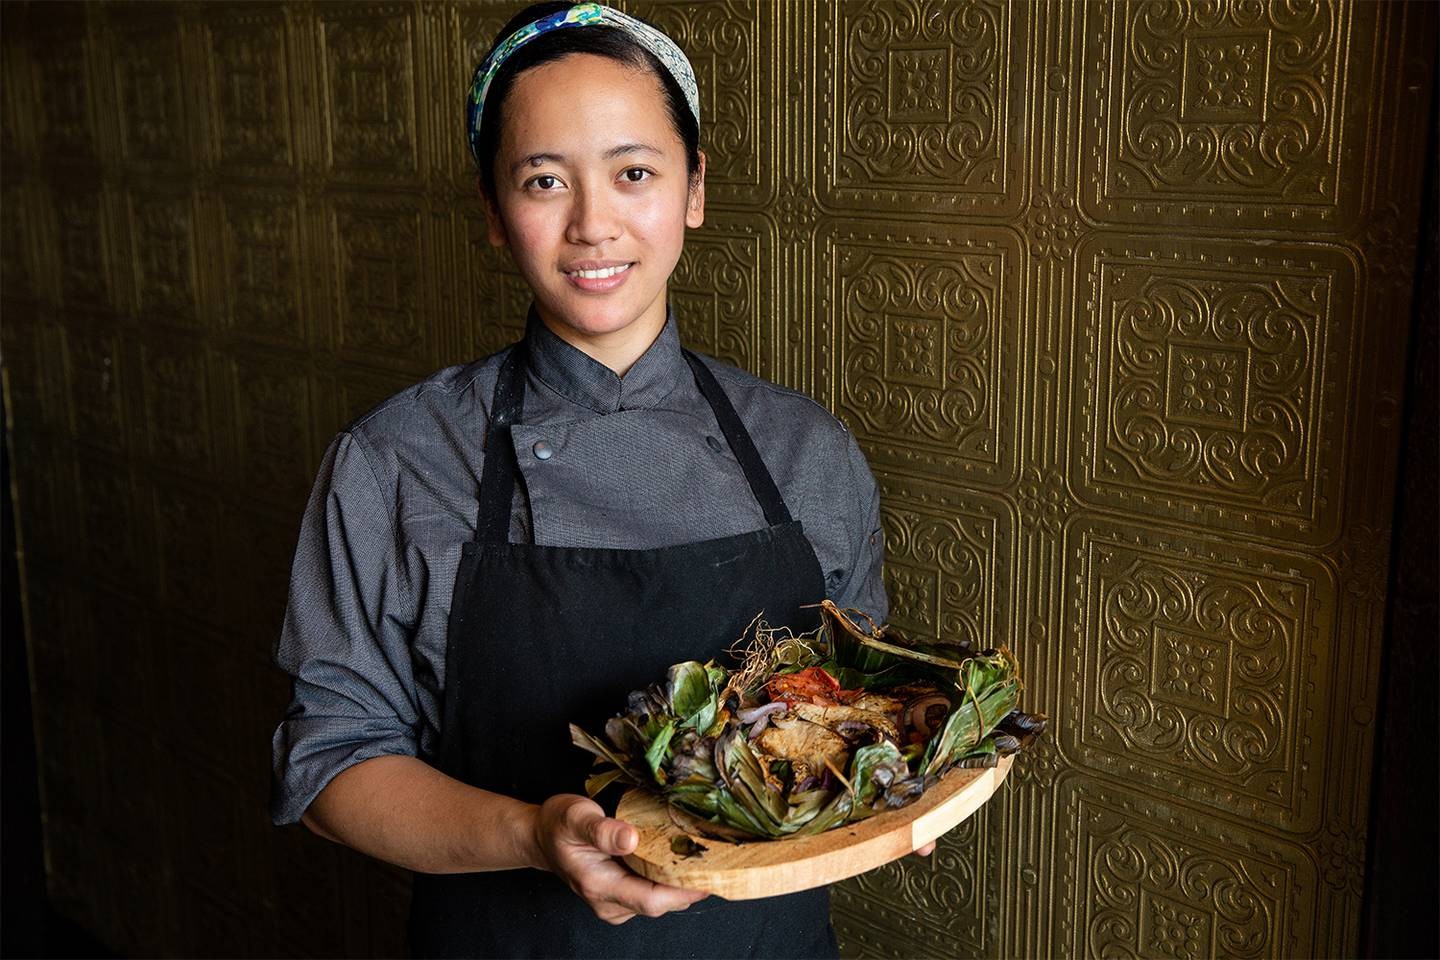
473;1;701;205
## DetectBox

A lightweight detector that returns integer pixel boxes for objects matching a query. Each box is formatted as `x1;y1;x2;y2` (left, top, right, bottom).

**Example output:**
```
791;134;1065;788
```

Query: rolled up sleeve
269;431;421;826
827;428;890;627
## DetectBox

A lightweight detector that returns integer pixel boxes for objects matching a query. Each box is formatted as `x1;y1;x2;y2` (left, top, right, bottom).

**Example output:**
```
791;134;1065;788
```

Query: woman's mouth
563;262;634;292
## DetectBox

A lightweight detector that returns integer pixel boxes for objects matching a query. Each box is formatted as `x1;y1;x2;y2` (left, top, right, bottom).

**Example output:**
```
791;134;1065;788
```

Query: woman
269;3;924;957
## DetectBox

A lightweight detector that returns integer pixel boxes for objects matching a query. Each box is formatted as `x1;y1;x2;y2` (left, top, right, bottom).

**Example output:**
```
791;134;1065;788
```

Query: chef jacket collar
523;300;686;414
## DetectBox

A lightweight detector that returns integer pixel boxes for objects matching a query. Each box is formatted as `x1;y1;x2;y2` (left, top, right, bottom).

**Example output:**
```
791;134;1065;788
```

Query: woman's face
484;52;705;349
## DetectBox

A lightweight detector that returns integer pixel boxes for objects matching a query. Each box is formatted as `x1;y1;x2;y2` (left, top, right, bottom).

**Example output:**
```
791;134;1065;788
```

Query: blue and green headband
465;2;700;169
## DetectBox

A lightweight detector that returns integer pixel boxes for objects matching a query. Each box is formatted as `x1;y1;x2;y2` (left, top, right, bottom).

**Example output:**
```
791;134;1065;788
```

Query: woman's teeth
568;263;632;279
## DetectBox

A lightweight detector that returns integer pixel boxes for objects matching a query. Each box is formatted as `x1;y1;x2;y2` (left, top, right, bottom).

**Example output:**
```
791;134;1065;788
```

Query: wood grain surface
616;754;1013;900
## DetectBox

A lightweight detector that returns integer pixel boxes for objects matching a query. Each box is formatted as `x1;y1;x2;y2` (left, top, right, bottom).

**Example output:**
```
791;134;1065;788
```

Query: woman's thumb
593;817;638;855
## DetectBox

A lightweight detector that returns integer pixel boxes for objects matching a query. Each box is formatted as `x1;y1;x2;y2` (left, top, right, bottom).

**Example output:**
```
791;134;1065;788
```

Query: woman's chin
547;298;656;340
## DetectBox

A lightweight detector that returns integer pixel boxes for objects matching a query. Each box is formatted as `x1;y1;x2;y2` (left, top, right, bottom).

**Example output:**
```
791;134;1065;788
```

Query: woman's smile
563;260;636;291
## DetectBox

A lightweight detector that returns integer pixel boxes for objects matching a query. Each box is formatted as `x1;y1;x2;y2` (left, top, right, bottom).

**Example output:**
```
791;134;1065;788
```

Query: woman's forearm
300;754;543;875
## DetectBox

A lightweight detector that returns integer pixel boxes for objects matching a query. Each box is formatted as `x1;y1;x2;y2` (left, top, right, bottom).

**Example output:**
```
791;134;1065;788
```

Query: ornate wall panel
1081;1;1368;231
817;220;1022;487
0;2;1432;958
201;6;300;177
1062;519;1335;832
1071;234;1356;543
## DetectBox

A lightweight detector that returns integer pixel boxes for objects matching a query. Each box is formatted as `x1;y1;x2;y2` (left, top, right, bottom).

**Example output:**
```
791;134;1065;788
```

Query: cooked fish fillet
788;701;901;743
845;692;906;722
756;719;850;775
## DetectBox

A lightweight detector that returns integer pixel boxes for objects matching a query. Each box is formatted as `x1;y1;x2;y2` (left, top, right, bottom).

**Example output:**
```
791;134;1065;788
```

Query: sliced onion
737;701;788;724
908;695;950;738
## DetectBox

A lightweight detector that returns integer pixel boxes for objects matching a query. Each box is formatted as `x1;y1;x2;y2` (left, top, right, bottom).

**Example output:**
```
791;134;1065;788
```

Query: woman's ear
480;178;508;247
685;149;706;229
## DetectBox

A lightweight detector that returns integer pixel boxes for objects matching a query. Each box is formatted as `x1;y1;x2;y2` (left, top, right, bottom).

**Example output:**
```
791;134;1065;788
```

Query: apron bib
407;343;840;959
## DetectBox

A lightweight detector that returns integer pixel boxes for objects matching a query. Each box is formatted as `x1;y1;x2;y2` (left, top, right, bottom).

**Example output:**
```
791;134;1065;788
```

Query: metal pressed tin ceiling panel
0;1;1432;957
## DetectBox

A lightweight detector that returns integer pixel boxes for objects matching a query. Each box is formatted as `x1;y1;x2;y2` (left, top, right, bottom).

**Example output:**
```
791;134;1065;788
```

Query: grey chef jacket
268;301;890;826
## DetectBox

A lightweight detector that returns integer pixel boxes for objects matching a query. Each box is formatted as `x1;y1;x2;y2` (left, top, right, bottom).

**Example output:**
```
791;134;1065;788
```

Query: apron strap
473;340;796;543
474;343;527;544
682;349;793;527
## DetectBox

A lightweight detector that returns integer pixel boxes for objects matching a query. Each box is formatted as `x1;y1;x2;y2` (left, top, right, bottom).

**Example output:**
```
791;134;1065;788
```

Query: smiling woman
267;3;896;959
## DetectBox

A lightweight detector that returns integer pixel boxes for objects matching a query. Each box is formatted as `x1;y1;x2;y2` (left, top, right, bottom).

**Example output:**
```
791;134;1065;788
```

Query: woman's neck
538;295;668;378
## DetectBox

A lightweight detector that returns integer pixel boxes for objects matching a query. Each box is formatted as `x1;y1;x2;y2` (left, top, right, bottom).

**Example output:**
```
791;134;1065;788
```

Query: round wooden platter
615;753;1013;901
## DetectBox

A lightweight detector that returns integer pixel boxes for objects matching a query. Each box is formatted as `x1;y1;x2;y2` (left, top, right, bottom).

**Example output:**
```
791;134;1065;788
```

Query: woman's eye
622;167;652;183
527;175;560;191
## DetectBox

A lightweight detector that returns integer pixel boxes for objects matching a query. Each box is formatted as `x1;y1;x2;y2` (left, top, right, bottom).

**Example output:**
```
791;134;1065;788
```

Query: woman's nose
565;184;622;246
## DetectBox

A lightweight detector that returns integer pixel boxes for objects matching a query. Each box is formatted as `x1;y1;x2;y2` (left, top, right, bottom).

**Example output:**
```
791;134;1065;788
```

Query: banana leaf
644;719;677;783
848;740;906;813
668;661;712;724
919;651;1022;776
585;767;627;796
714;729;788;834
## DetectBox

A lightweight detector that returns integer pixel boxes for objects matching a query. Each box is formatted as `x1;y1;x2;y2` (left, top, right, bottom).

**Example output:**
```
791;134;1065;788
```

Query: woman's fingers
915;840;937;856
601;866;709;918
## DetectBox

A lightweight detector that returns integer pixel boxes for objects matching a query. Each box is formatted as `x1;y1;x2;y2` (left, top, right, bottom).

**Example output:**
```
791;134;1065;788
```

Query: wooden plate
615;753;1013;900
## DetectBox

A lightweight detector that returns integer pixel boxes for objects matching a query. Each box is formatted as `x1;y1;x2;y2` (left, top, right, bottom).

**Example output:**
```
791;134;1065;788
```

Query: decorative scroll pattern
114;19;187;165
33;34;95;159
127;190;199;325
669;217;760;374
331;201;427;366
319;7;418;178
1065;520;1332;830
1075;237;1353;543
219;190;305;346
1085;0;1362;229
206;10;294;171
56;188;114;311
880;501;993;650
1059;777;1316;959
819;223;1017;485
834;804;993;956
1106;272;1315;499
1115;4;1339;197
140;339;212;471
823;0;1022;214
876;468;1013;668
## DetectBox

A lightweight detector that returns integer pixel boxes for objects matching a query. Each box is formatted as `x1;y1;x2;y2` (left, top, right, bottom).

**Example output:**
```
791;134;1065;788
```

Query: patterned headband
466;2;700;170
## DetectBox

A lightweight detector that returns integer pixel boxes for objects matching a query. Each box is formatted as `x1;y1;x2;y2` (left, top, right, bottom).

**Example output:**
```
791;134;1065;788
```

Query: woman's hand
530;794;711;925
914;840;936;856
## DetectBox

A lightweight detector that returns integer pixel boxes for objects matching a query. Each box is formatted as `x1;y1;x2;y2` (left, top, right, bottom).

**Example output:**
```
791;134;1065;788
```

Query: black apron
407;341;841;959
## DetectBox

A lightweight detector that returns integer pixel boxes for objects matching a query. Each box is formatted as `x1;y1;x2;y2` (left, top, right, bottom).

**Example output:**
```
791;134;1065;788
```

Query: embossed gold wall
1;1;1433;957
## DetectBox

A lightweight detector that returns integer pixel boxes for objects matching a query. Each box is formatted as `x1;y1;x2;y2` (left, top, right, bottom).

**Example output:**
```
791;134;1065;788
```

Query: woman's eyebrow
512;153;561;175
599;141;659;159
511;142;663;175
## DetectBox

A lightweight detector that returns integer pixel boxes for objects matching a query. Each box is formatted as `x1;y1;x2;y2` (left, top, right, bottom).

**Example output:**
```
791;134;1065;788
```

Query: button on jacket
269;302;890;826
